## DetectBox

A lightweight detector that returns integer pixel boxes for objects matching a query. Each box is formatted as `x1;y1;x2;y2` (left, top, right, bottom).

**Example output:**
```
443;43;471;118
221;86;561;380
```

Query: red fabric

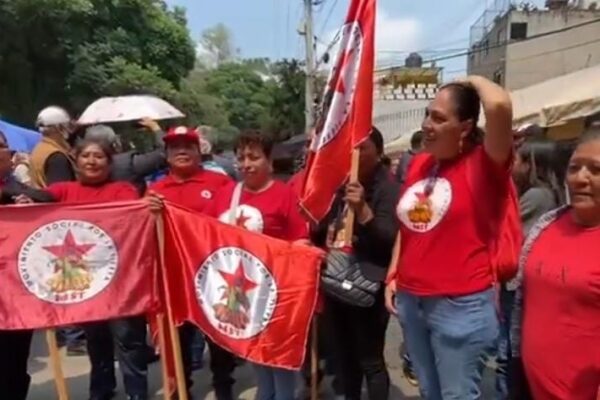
287;170;305;197
149;169;233;213
522;213;600;400
396;146;511;296
0;201;158;330
300;0;375;222
47;181;139;202
209;181;308;241
162;204;323;369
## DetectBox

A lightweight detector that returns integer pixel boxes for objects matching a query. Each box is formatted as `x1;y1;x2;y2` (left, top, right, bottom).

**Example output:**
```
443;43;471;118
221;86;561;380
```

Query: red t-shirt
395;146;510;296
149;169;233;214
209;180;308;241
522;213;600;400
287;170;305;197
47;181;139;202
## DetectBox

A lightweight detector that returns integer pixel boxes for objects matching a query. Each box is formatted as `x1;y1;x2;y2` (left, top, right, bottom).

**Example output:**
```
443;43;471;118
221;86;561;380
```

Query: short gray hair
85;125;117;144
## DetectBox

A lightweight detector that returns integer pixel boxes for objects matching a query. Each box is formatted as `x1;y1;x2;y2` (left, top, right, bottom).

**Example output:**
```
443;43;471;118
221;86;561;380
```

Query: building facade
467;0;600;90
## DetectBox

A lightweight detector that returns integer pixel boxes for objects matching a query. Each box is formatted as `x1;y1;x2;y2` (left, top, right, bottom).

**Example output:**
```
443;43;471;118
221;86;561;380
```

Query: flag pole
155;313;171;400
45;329;69;400
344;148;361;245
156;215;189;400
310;318;319;400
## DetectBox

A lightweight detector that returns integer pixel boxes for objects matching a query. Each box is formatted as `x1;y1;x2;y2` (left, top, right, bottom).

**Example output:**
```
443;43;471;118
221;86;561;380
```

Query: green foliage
0;0;195;125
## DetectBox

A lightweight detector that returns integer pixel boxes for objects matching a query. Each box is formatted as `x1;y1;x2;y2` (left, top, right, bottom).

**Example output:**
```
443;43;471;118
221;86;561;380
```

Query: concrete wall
468;9;600;89
373;99;429;144
467;12;509;83
505;11;600;89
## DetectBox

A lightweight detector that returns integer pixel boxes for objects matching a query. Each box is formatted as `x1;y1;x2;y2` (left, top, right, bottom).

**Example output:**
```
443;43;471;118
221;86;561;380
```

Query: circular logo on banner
201;190;213;199
218;205;264;233
313;21;364;151
195;247;277;339
397;178;452;232
18;220;118;304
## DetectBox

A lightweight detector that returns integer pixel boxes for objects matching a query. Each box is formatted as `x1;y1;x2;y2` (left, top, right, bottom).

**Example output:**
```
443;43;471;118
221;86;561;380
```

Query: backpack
405;150;522;283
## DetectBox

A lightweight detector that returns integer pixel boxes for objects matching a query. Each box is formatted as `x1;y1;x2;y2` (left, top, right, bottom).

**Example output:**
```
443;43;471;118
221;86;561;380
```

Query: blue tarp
0;119;41;152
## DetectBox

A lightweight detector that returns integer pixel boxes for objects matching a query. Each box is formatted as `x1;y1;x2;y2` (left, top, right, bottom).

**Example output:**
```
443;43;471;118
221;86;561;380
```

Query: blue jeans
190;328;205;369
396;288;498;400
58;326;85;347
254;364;297;400
496;287;515;400
84;316;148;398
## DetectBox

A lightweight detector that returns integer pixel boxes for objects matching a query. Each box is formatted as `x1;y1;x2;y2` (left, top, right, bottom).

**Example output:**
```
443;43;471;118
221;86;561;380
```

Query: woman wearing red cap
208;130;309;400
146;126;234;399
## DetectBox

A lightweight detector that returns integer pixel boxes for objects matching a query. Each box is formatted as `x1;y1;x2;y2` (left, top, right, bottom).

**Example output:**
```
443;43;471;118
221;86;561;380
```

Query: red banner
0;201;158;330
300;0;376;222
162;203;323;370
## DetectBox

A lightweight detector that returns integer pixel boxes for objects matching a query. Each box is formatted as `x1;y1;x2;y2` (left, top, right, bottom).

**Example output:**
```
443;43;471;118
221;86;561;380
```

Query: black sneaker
67;341;87;356
402;362;419;387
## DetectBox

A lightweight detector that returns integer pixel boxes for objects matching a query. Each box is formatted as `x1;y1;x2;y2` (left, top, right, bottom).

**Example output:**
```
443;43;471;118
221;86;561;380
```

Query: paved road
27;322;494;399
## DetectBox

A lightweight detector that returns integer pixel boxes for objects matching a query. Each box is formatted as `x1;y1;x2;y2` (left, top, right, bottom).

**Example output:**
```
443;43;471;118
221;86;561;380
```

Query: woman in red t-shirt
384;76;514;399
20;138;149;400
510;130;600;400
209;130;309;400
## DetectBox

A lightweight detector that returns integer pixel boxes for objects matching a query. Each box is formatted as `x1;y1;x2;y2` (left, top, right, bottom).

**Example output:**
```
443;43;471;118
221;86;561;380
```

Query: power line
318;0;339;39
421;17;600;64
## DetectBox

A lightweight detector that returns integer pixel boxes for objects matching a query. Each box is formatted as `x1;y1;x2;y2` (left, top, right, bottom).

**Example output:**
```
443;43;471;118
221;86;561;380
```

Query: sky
167;0;547;81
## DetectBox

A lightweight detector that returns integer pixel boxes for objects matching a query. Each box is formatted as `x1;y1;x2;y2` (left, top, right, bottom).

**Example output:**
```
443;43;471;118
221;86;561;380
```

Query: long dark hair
517;140;563;203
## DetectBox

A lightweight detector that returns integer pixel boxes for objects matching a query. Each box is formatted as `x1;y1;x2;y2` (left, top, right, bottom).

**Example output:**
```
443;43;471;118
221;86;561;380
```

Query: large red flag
162;203;323;369
0;201;158;330
300;0;376;222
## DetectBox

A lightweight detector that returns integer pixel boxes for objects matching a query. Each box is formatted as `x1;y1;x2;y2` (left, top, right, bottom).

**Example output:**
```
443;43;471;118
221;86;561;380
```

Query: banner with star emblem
0;201;158;330
162;203;323;369
300;0;376;222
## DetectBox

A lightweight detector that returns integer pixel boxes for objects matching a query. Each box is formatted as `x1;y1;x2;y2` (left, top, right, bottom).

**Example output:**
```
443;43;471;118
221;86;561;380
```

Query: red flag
162;204;323;369
300;0;376;222
0;201;158;330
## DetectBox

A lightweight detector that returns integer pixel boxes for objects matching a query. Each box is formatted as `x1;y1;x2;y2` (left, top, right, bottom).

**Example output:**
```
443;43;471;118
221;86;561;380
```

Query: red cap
164;126;200;144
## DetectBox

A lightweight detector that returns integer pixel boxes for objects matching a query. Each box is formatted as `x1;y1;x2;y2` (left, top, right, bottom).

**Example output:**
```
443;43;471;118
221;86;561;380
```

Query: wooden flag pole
310;318;319;400
155;313;171;400
155;216;188;400
343;148;361;245
45;329;69;400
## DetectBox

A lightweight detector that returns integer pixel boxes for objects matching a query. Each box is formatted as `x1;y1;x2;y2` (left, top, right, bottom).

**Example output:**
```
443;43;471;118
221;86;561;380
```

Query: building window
510;22;528;40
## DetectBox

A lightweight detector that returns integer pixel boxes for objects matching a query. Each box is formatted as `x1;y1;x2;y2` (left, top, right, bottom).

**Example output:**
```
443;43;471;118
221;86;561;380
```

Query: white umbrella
78;95;184;125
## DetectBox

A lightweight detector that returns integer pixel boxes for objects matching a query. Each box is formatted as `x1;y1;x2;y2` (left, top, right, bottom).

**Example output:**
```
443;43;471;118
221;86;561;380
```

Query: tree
203;62;273;130
199;23;237;68
0;0;196;125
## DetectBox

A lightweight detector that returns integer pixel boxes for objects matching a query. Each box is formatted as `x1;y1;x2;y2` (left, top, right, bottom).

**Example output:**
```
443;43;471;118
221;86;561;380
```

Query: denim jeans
496;287;515;400
83;316;148;398
58;326;85;346
190;328;206;369
396;288;498;400
254;364;297;400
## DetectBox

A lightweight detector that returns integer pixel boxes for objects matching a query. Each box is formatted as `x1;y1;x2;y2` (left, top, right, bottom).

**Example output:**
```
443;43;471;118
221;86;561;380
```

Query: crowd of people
0;74;598;400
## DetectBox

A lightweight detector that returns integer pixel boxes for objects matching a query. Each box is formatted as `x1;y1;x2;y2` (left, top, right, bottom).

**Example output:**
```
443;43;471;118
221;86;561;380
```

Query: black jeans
327;292;390;400
84;316;148;398
0;329;33;400
179;324;236;399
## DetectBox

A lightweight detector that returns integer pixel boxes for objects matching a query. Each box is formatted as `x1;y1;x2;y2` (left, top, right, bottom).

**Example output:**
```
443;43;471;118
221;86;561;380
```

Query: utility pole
302;0;316;134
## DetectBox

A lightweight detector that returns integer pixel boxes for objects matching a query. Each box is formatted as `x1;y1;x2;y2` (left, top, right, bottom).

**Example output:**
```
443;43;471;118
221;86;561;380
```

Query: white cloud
317;9;423;70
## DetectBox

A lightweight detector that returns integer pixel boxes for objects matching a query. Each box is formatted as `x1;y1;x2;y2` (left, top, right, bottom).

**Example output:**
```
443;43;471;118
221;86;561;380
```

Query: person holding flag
208;130;310;400
145;125;233;399
16;137;153;400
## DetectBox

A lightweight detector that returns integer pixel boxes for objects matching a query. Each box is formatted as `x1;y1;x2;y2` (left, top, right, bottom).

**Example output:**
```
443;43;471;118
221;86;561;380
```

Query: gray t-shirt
519;186;558;236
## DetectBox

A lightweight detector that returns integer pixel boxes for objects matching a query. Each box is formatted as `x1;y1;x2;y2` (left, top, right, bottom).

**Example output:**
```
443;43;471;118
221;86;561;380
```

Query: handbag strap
227;182;244;225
